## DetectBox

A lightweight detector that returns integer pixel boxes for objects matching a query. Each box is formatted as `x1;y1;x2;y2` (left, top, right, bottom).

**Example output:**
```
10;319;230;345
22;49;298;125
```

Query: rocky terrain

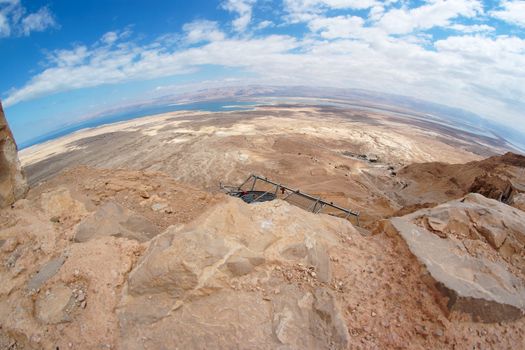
2;104;525;349
390;152;525;209
19;105;514;227
0;103;27;208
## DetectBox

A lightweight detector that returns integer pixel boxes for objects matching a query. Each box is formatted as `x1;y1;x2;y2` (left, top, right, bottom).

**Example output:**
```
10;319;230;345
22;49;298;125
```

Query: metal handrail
248;175;360;217
225;174;360;224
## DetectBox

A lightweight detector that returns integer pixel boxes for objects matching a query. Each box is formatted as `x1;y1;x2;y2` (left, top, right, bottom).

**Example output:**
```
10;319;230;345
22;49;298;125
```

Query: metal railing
221;174;360;226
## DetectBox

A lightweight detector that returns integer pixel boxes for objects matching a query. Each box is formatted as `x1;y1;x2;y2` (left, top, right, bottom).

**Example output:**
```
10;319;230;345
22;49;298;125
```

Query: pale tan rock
127;198;345;295
75;201;159;242
0;102;28;208
270;285;349;349
40;187;87;221
512;193;525;212
120;291;274;350
426;217;447;234
35;283;74;324
411;193;525;253
3;162;525;349
127;228;230;296
120;286;349;350
119;198;352;349
390;193;525;322
225;254;265;277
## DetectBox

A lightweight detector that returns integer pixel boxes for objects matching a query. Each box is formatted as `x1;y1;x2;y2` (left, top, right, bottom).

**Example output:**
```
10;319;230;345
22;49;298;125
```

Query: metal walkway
220;174;360;226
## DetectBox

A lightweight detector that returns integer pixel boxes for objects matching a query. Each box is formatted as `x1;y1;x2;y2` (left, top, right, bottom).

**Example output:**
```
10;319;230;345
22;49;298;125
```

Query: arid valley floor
19;105;516;226
2;104;525;349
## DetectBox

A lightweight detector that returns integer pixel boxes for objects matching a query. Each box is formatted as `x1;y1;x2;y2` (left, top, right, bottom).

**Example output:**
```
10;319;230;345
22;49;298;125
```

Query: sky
1;0;524;145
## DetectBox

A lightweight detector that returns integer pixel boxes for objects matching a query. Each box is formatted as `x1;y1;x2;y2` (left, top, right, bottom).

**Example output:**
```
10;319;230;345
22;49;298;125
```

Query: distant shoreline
18;97;525;155
18;100;259;150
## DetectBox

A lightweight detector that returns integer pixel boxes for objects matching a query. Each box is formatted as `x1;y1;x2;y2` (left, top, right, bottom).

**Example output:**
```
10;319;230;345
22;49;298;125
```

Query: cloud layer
0;0;57;37
3;0;525;132
490;1;525;27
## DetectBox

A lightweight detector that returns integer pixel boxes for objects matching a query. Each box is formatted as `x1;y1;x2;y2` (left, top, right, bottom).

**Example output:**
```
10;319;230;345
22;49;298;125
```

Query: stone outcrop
2;165;525;349
0;101;27;208
396;152;525;209
468;174;513;203
118;197;351;349
387;193;525;322
512;192;525;212
412;193;525;265
75;201;159;242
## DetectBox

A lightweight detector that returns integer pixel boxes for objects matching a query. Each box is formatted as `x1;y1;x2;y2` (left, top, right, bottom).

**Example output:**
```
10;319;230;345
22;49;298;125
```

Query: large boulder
118;198;352;349
0;102;28;208
412;193;525;261
388;193;525;322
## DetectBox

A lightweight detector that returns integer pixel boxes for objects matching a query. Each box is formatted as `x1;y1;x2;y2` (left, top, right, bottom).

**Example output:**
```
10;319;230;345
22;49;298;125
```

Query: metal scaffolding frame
221;174;360;226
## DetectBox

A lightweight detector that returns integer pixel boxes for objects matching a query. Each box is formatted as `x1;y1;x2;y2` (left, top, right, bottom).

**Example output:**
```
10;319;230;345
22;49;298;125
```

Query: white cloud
435;35;525;56
0;11;10;36
285;0;378;11
46;45;89;67
183;20;225;43
0;0;57;38
376;0;484;34
20;6;55;36
449;23;495;33
255;20;273;30
308;15;365;39
101;31;118;45
3;0;525;135
3;32;298;106
222;0;256;32
284;0;379;22
490;0;525;27
313;0;378;9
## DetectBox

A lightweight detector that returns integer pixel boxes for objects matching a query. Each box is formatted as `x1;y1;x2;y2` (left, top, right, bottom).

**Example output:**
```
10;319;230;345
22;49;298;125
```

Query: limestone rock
118;198;353;349
75;202;159;242
35;283;75;324
0;102;28;208
120;291;275;350
40;187;87;221
271;286;349;349
127;198;345;296
512;193;525;212
120;286;349;350
127;228;231;297
414;193;525;258
27;256;66;291
389;193;525;322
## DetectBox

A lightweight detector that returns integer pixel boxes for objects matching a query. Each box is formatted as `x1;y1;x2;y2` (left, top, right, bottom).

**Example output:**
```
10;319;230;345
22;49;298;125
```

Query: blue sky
1;0;525;145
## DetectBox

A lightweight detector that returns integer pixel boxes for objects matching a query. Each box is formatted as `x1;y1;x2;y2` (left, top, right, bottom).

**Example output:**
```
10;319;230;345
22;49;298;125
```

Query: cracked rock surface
387;193;525;322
